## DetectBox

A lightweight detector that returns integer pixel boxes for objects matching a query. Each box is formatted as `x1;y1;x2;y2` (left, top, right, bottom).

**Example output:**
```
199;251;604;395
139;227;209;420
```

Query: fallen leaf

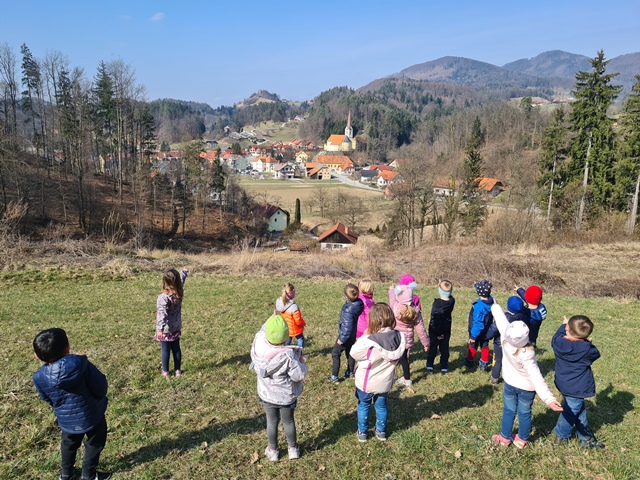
430;414;442;420
455;450;462;459
318;465;326;472
471;424;478;431
249;451;259;465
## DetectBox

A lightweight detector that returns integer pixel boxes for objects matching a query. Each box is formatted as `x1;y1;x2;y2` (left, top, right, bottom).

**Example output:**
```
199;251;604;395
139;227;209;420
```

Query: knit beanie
265;315;289;344
507;296;525;314
474;279;492;297
505;321;530;348
394;285;414;305
399;274;418;290
524;286;543;306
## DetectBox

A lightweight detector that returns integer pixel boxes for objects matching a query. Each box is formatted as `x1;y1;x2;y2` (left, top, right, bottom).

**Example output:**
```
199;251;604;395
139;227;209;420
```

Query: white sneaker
265;446;279;461
396;377;412;386
288;444;300;459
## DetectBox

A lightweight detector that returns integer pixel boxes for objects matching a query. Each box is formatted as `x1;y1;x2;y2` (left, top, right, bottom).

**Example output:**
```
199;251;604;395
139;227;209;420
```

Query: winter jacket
250;324;308;405
275;297;306;338
388;287;429;350
350;328;406;394
486;309;530;342
337;298;365;344
429;296;456;337
517;287;547;323
356;292;375;338
468;297;494;340
33;354;108;434
552;324;600;398
156;269;188;341
491;304;558;406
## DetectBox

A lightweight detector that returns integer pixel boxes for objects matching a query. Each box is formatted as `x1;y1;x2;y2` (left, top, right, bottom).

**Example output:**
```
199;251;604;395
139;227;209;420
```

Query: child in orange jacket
276;283;306;347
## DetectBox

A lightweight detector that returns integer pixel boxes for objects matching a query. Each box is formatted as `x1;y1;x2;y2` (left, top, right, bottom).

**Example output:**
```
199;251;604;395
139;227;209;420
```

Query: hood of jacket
43;354;88;390
275;297;298;314
367;328;406;361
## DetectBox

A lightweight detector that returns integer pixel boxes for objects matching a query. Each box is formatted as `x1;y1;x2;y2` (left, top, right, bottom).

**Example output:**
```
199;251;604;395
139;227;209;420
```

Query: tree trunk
577;133;592;231
628;171;640;235
546;156;557;222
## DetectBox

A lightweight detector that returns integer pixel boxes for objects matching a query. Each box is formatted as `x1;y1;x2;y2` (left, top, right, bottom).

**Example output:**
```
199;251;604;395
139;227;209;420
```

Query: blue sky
1;0;638;107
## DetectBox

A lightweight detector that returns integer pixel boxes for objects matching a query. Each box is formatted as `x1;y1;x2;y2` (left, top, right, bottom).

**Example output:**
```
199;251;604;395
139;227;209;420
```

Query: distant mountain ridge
390;50;639;99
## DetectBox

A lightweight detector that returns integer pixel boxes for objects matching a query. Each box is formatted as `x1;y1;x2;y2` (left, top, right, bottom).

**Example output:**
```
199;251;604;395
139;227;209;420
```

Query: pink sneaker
161;371;169;378
175;370;182;377
513;434;528;449
492;434;512;446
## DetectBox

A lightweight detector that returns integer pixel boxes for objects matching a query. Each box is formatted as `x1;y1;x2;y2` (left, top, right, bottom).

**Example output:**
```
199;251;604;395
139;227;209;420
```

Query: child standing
350;303;406;441
426;280;455;373
328;283;364;383
155;267;188;378
491;303;563;448
465;280;494;371
32;328;111;480
276;283;306;347
388;283;429;387
552;315;604;448
487;296;530;384
356;279;375;339
516;284;547;346
250;315;308;461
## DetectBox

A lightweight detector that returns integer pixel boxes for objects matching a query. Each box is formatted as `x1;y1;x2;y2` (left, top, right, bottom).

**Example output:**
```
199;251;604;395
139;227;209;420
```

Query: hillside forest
1;42;640;252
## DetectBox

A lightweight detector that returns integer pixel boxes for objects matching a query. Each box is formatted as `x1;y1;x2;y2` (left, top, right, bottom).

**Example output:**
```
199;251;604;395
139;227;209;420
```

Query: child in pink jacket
356;279;375;338
388;283;429;387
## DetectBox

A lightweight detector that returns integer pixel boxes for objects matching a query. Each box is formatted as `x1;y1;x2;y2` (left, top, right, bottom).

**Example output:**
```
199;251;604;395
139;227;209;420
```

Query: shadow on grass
116;413;263;473
306;384;495;450
531;383;635;440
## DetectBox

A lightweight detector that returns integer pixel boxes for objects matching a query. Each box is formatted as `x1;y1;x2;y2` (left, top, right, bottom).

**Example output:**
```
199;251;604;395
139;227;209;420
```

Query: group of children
31;270;603;478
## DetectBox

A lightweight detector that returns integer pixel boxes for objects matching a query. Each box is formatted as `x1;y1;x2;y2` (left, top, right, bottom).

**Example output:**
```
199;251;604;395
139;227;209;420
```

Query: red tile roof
317;222;358;244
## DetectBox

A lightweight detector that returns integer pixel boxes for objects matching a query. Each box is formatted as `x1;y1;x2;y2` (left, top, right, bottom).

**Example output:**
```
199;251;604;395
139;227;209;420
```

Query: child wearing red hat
515;285;547;347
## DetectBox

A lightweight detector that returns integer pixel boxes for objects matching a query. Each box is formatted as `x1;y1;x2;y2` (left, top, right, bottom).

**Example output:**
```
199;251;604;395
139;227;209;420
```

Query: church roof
326;134;350;145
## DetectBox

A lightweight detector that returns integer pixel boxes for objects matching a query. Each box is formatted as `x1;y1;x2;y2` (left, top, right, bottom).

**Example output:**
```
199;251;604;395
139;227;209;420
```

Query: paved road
332;173;381;192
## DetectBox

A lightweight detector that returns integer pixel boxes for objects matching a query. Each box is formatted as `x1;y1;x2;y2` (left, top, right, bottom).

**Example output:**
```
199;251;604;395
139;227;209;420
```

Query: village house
359;169;378;184
274;163;295;180
376;170;400;188
433;177;462;197
252;203;289;233
295;151;310;163
478;177;505;197
307;163;332;180
251;155;278;173
315;155;354;173
317;222;358;249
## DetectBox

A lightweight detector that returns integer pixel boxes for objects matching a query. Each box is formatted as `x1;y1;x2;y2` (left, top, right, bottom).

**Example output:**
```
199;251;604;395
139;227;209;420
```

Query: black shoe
579;438;605;449
59;473;75;480
81;472;112;480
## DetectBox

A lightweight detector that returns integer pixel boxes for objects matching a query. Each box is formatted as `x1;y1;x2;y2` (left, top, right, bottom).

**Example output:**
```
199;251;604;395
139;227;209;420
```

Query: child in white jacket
350;303;406;442
250;315;308;461
491;302;563;449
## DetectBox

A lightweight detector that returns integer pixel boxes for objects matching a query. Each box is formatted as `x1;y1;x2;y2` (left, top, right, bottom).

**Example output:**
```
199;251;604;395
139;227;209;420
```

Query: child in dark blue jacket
516;284;547;346
486;296;530;383
426;280;455;373
329;283;364;383
465;280;494;371
552;315;604;448
32;328;111;480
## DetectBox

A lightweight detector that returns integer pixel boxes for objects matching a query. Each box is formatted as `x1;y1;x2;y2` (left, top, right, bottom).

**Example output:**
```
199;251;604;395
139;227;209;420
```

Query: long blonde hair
281;283;295;305
399;304;417;325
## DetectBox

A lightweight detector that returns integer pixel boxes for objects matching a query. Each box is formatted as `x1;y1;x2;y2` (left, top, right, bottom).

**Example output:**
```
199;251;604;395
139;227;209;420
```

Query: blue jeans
160;339;181;372
500;382;535;441
355;388;388;434
285;334;304;347
554;396;592;441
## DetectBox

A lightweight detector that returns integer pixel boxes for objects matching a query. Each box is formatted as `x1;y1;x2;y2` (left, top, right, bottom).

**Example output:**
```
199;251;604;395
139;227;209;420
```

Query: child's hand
549;400;564;412
514;284;519;292
424;347;429;352
337;339;343;346
563;315;569;325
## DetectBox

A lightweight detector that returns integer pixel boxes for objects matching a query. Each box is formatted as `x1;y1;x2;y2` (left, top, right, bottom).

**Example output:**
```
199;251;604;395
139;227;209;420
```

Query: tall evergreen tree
20;44;43;153
538;106;569;222
615;74;640;233
461;116;486;235
566;50;622;226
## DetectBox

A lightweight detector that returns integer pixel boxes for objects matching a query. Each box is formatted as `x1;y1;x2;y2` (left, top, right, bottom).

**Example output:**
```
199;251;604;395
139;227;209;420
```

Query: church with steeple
324;111;357;152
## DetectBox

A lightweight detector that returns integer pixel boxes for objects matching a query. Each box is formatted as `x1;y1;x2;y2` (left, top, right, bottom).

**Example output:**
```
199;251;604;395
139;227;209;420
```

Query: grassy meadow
1;271;639;479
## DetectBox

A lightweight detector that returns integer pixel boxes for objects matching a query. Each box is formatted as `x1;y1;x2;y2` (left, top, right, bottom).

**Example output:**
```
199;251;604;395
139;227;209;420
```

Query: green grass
1;272;639;479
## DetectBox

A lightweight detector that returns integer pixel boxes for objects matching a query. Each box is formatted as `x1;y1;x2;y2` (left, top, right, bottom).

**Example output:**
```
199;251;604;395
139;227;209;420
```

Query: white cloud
150;12;166;22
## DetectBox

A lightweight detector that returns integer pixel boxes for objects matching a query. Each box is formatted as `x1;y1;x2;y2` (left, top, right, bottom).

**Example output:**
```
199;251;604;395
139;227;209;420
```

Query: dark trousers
332;339;355;377
398;349;411;379
491;340;503;379
529;322;542;346
60;415;107;479
427;333;450;369
161;338;181;372
263;401;297;448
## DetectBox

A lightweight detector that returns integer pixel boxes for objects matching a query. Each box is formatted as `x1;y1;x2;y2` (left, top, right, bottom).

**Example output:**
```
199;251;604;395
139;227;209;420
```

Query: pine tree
539;106;569;222
461;116;486;235
566;50;622;227
616;74;640;233
294;198;301;224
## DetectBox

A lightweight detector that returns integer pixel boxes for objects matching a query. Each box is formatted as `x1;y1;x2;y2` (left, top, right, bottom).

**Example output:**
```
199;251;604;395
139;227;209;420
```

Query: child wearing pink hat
389;278;429;387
